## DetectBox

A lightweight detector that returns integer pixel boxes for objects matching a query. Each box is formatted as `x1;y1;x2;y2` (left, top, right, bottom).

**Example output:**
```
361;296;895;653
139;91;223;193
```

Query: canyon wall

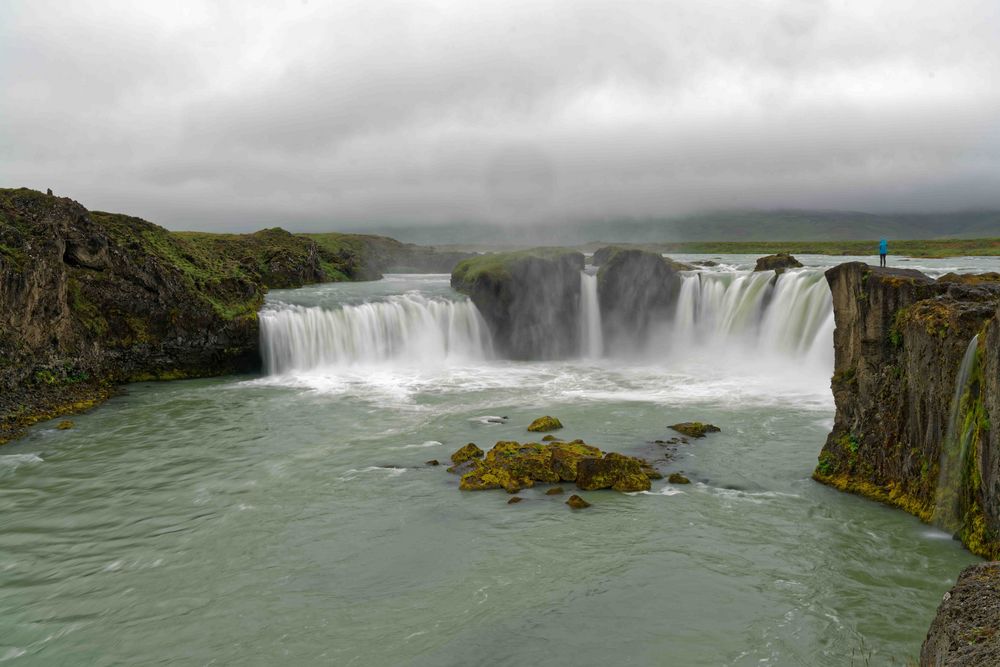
816;262;1000;558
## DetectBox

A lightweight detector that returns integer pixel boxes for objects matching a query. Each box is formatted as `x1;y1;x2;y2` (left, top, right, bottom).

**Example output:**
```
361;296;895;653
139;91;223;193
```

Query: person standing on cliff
879;238;888;267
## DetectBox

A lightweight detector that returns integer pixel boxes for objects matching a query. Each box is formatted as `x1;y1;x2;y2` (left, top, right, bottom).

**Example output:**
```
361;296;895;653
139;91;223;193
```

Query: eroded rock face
754;253;803;273
920;562;1000;667
451;249;585;359
0;189;396;444
815;262;1000;557
597;248;684;350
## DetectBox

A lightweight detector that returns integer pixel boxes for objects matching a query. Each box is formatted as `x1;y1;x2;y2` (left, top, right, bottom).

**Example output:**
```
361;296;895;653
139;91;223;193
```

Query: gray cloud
1;0;999;232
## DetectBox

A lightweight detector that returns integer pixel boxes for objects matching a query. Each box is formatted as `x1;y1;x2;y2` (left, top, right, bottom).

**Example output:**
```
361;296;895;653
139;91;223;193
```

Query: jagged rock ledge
920;562;1000;666
0;188;469;444
814;262;1000;558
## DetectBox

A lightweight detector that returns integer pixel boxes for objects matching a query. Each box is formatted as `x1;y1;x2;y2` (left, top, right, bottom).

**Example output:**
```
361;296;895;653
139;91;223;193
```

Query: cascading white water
579;270;603;358
934;334;981;530
259;293;493;374
658;269;834;369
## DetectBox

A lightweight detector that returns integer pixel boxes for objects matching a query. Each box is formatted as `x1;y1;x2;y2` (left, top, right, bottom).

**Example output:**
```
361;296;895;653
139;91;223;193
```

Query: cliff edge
815;262;1000;557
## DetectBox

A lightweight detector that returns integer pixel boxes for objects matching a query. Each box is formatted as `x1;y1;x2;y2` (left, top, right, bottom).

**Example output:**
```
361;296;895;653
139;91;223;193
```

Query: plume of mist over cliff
1;0;999;233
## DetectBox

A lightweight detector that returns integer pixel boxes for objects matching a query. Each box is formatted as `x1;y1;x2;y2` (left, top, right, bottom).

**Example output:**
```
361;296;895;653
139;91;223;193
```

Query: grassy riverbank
573;238;1000;258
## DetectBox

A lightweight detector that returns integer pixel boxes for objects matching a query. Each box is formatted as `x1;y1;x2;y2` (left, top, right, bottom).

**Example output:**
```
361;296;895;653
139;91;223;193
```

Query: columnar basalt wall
815;262;1000;558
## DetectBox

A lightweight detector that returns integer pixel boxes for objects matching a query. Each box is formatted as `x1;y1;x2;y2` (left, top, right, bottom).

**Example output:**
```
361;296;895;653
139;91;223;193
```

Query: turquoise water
0;260;987;665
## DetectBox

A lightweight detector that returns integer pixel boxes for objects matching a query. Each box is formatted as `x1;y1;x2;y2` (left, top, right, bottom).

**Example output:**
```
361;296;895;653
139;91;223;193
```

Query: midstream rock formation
814;262;1000;558
0;188;465;443
596;248;685;350
450;248;585;359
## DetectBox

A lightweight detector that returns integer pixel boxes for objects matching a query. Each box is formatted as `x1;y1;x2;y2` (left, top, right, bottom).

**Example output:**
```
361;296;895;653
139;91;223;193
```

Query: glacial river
2;255;997;665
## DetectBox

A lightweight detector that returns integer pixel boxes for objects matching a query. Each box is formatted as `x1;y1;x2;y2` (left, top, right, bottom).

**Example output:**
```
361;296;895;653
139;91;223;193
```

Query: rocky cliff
920;562;1000;666
450;249;585;359
815;262;1000;557
0;188;459;444
596;248;685;350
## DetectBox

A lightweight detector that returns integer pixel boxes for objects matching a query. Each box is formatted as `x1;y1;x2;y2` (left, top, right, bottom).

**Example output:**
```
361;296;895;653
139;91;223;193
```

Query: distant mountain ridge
349;209;1000;246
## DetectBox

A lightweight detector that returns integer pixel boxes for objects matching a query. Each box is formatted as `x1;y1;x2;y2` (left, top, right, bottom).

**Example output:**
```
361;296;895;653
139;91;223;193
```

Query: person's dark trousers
880;253;886;267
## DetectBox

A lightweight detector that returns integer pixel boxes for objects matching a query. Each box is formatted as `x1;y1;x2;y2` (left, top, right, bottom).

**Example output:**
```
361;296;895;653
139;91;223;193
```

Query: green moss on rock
669;422;721;438
450;442;484;464
527;416;563;432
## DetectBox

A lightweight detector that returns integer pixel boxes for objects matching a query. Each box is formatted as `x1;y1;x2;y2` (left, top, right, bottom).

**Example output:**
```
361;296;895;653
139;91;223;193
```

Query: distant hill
347;210;1000;246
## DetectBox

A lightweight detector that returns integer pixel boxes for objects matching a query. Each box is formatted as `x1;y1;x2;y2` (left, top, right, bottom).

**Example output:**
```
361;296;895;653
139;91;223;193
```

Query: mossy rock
576;453;651;492
527;416;563;432
668;472;691;484
450;442;484;464
507;496;524;504
546;487;565;495
458;439;601;493
56;419;74;430
642;464;663;480
425;459;440;466
566;494;591;509
669;422;720;438
753;253;803;274
541;434;560;442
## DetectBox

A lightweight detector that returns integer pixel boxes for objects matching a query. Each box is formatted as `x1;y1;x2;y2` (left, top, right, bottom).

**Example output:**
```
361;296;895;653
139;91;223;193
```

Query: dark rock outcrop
450;249;585;359
0;188;443;444
754;253;803;273
920;562;1000;666
814;262;1000;557
597;248;685;350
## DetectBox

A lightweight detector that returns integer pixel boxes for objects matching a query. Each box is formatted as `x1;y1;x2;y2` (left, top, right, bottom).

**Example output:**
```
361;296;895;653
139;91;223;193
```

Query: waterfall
653;269;834;368
933;334;981;531
259;293;493;374
579;270;603;358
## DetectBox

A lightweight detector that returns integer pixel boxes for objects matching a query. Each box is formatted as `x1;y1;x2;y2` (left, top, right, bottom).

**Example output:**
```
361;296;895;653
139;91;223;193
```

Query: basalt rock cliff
815;262;1000;558
0;188;462;443
920;562;1000;666
450;248;585;359
596;247;685;350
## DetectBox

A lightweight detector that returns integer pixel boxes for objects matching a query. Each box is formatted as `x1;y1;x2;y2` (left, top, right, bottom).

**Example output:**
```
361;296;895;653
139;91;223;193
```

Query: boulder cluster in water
444;419;664;503
434;417;720;507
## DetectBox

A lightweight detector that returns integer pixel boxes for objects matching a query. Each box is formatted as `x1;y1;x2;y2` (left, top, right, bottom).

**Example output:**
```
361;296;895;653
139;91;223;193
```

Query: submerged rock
669;422;721;438
566;494;591;509
425;459;440;466
527;416;563;432
668;473;691;485
753;253;803;274
56;420;74;430
576;453;651;492
450;442;484;465
507;496;524;504
546;487;564;495
921;562;1000;666
541;434;560;442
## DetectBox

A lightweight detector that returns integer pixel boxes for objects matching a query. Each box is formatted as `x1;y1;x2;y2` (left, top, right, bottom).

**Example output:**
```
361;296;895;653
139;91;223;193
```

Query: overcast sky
2;0;999;232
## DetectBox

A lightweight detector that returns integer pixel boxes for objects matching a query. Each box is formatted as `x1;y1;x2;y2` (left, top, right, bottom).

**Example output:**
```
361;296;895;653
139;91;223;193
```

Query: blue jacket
879;239;888;254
